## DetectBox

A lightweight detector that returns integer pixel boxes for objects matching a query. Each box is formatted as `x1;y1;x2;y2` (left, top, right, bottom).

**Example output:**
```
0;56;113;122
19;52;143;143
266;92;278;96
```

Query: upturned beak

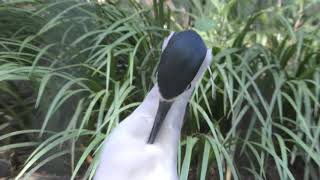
147;100;173;144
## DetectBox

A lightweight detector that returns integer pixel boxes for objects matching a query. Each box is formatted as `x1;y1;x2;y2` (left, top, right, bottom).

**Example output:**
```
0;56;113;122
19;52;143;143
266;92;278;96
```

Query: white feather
94;85;184;180
94;33;212;180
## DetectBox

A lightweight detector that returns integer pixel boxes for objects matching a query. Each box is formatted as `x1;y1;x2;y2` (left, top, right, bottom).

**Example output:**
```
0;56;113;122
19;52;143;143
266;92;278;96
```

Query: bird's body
94;85;188;180
94;30;212;180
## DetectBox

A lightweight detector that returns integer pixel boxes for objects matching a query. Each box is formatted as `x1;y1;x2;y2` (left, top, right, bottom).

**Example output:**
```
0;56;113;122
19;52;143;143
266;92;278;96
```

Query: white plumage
94;31;212;180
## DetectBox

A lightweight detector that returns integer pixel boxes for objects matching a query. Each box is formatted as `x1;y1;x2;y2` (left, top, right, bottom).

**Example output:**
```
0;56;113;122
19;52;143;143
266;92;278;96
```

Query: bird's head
147;30;212;144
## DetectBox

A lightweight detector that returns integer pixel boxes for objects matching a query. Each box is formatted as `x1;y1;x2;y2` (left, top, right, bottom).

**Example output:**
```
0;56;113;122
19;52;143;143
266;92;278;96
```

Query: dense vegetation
0;0;319;179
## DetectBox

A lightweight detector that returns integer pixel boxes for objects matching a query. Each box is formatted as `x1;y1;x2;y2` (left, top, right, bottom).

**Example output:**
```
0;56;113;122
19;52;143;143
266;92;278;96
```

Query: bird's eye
161;32;176;51
186;84;192;90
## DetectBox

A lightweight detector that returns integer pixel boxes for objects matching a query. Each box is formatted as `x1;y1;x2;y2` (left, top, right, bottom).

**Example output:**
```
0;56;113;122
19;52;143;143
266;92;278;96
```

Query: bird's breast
95;133;178;180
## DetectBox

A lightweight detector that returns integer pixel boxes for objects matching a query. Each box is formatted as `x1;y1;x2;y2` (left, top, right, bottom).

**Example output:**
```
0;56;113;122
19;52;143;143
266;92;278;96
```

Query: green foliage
0;0;319;179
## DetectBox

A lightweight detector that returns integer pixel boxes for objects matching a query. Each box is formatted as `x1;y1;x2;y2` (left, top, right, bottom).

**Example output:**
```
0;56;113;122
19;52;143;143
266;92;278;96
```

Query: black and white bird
94;30;212;180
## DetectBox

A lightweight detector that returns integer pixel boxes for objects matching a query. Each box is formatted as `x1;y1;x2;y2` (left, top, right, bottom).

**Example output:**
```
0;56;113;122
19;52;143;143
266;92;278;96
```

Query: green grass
0;0;319;179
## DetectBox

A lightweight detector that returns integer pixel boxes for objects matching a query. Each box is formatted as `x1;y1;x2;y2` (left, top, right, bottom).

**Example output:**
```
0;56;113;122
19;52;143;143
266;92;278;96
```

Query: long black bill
147;100;173;144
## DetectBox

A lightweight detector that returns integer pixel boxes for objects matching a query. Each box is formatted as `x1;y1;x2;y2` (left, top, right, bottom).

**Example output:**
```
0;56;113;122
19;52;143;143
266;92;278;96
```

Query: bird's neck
126;84;189;155
152;85;191;156
156;96;188;156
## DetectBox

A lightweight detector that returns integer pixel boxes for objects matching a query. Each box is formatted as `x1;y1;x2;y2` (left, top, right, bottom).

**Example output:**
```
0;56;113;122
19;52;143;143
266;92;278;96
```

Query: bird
94;30;212;180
